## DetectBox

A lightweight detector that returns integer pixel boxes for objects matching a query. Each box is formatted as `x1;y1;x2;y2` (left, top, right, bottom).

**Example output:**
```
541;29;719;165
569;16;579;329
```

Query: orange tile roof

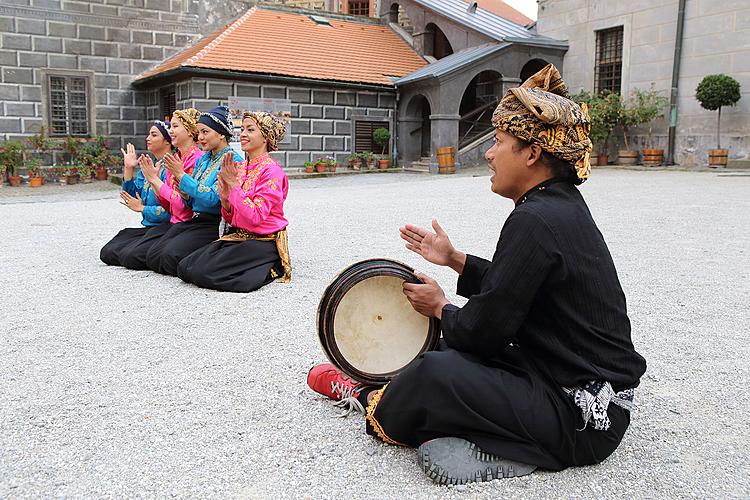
137;7;427;86
465;0;532;26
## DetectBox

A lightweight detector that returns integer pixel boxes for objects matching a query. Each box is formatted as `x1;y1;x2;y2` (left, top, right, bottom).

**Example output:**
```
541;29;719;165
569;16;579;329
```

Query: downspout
394;90;400;167
666;0;687;165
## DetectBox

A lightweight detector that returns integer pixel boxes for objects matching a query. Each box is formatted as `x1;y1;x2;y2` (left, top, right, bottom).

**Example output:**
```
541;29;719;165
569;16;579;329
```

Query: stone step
727;159;750;169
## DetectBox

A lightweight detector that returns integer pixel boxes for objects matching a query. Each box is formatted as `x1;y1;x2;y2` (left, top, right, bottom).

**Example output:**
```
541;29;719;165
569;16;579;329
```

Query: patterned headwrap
199;105;233;139
171;108;200;141
153;120;172;144
491;64;592;184
243;111;287;152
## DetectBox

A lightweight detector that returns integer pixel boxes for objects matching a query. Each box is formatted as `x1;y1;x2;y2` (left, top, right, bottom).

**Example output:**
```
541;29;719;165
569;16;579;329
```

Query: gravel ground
0;169;748;499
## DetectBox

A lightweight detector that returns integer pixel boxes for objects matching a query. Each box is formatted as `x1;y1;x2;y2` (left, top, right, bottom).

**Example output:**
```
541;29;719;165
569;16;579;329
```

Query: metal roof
412;0;532;40
395;43;509;85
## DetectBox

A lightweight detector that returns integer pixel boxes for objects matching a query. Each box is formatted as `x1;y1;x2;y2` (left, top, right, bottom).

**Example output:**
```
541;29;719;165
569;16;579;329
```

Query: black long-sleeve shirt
441;178;647;391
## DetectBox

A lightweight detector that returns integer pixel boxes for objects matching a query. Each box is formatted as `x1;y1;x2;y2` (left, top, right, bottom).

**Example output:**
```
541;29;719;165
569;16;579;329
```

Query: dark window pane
594;26;623;94
47;75;89;136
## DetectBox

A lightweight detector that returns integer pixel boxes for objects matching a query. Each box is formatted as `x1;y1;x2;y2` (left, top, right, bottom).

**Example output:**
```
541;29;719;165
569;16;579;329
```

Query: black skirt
100;227;149;267
145;213;222;276
177;238;281;293
366;341;630;471
118;222;172;271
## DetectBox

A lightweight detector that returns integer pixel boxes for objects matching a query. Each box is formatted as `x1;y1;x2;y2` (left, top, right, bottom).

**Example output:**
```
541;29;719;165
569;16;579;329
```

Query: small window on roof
310;15;331;26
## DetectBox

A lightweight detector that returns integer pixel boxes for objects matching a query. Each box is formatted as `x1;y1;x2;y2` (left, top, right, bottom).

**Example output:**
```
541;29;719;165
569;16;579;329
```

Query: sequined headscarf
491;64;592;184
171;108;200;142
243;111;287;152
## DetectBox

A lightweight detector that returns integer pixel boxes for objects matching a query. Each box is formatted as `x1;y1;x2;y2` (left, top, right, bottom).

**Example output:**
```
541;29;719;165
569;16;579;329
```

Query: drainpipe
666;0;687;165
394;90;400;166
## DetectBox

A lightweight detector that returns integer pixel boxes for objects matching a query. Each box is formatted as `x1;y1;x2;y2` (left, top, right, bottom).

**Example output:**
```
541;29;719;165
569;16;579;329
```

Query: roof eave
133;66;400;91
502;36;569;50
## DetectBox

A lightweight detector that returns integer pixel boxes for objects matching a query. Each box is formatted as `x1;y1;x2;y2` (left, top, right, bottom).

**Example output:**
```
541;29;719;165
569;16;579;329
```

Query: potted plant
348;152;360;170
1;140;25;186
373;127;390;165
377;155;390;170
304;160;314;174
65;164;80;185
78;163;93;183
622;86;669;166
26;158;44;187
360;151;374;169
0;164;5;188
326;157;337;173
62;136;82;164
695;74;741;167
588;92;621;166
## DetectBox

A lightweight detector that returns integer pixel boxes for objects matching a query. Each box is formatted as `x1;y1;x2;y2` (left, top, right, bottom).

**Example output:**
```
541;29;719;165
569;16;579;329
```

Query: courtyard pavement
0;169;748;498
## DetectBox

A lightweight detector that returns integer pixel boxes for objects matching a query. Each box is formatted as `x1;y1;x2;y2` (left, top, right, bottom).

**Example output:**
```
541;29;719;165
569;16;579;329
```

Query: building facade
536;0;749;164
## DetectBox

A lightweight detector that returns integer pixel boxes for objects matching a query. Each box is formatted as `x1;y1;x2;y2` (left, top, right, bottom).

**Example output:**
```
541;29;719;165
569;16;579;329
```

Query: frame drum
317;259;441;385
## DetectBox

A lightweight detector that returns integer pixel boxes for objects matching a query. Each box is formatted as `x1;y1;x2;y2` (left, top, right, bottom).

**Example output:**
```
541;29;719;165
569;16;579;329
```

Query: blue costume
145;105;243;276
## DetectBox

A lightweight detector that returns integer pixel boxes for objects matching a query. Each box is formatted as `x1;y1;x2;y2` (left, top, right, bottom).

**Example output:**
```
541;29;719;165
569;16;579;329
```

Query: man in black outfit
307;64;647;485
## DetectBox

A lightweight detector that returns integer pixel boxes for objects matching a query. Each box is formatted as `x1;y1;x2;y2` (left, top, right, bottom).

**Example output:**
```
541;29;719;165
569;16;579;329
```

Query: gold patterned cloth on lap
491;64;592;184
219;228;292;283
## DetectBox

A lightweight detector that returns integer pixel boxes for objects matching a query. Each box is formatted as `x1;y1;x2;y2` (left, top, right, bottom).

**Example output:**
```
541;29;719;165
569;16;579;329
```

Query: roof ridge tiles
185;7;257;67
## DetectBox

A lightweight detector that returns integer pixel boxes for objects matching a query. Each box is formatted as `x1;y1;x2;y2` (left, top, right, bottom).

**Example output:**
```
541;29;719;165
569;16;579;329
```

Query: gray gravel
1;169;748;499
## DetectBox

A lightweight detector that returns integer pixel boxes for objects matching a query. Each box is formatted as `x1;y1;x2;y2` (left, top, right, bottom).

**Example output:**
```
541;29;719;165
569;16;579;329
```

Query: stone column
429;113;460;173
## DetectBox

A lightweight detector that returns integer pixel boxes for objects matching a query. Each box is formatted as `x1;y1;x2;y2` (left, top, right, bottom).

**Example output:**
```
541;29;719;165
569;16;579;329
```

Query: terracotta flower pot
29;176;43;187
329;164;336;173
305;165;314;173
378;159;389;170
9;175;21;187
95;168;108;180
315;162;327;173
596;153;609;166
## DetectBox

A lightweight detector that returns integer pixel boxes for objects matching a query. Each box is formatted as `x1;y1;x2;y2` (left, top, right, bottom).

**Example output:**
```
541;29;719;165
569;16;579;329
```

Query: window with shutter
160;87;177;121
354;120;389;153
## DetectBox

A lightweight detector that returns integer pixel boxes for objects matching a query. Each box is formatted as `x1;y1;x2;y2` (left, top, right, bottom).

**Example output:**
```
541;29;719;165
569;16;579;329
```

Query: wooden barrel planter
708;149;728;167
436;147;455;174
642;149;664;166
618;150;639;165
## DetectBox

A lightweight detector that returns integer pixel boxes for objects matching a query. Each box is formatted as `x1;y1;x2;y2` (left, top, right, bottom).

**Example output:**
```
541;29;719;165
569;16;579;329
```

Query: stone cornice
0;5;199;32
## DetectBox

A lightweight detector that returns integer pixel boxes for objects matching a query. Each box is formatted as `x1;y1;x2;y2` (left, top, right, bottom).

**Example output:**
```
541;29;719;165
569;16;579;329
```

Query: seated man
307;64;647;485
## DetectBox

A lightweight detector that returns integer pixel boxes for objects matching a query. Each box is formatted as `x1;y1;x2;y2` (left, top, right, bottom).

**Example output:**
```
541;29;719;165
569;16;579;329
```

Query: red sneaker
307;363;363;401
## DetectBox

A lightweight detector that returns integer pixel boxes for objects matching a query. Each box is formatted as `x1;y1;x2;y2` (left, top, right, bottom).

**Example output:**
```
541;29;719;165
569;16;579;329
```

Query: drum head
317;259;441;385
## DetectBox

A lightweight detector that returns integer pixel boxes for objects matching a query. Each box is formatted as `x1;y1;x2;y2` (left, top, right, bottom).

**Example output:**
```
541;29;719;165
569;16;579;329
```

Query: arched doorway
424;23;453;59
404;94;432;160
458;70;502;147
520;58;549;81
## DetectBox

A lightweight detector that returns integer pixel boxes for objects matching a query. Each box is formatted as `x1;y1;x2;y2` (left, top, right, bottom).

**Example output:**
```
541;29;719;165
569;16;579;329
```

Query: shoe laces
330;378;361;400
333;396;365;418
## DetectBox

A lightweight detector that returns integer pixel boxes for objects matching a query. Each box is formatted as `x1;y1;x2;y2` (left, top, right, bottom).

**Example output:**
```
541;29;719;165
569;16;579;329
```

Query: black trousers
146;213;221;276
177;238;281;293
118;222;172;271
100;227;149;267
366;342;630;471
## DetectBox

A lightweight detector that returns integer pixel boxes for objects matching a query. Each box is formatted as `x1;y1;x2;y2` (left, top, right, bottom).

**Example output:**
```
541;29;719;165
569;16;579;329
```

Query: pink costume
157;145;202;223
221;152;288;235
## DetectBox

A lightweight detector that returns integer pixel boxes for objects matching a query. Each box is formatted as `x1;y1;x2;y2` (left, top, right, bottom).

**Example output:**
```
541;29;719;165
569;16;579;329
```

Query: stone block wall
0;0;206;158
145;76;396;168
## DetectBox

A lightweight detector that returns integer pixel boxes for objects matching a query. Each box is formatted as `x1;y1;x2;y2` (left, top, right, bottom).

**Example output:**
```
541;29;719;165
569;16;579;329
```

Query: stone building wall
536;0;750;164
0;0;253;157
142;76;396;167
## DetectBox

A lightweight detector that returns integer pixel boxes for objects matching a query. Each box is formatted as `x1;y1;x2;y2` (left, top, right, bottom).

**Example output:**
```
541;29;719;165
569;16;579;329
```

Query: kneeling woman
118;108;203;270
100;121;172;266
178;111;291;292
145;105;243;276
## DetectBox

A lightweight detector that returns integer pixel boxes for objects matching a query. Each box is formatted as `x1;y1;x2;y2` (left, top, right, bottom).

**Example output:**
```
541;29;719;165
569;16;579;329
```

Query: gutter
666;0;686;165
132;66;397;92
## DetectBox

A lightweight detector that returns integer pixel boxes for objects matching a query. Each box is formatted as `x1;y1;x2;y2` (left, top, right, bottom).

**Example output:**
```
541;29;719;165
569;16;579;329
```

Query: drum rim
317;259;441;385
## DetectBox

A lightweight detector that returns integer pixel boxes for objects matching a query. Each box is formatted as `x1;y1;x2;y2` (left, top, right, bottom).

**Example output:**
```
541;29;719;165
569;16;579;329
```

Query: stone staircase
405;156;432;173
